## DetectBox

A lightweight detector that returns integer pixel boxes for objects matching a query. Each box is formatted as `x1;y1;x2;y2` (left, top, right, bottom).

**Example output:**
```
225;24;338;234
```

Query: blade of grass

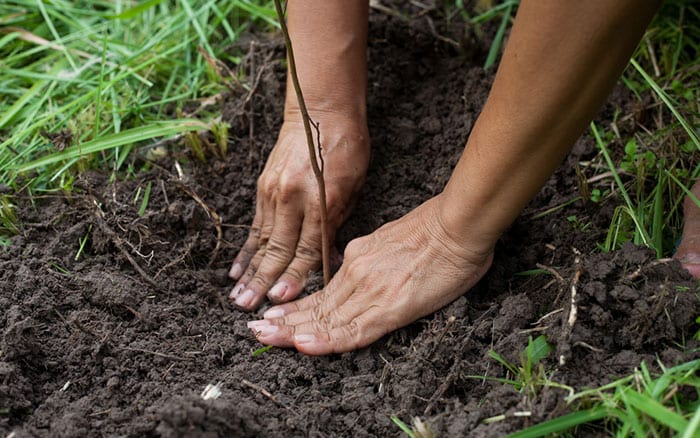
35;0;77;70
483;2;513;70
624;389;689;432
251;345;273;356
666;170;700;209
14;119;207;172
630;59;700;153
391;416;415;438
506;407;610;438
179;0;215;56
137;181;152;216
650;173;665;257
107;0;167;20
591;121;651;247
682;405;700;438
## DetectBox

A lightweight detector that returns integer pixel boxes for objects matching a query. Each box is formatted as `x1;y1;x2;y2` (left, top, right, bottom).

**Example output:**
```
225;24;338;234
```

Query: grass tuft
0;0;275;194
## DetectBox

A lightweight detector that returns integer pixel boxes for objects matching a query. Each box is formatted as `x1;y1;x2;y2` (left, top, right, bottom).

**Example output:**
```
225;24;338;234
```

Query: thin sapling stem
273;0;331;286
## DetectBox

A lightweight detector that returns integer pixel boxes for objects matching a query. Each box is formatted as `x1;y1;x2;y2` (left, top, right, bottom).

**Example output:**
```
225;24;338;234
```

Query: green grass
0;0;276;196
469;335;557;400
459;4;700;436
584;0;700;256
2;0;699;435
466;1;699;258
470;335;700;437
508;358;700;437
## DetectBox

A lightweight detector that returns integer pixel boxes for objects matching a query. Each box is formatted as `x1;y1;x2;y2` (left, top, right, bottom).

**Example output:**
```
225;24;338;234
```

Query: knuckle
343;239;362;259
276;176;301;204
311;318;332;333
310;297;327;320
257;175;269;194
336;320;362;350
266;238;294;260
284;264;308;282
243;264;257;279
250;273;274;291
345;258;366;282
296;239;321;262
261;182;276;199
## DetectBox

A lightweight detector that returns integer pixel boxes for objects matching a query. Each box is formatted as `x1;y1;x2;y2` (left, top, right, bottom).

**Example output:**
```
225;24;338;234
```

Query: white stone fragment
200;382;223;400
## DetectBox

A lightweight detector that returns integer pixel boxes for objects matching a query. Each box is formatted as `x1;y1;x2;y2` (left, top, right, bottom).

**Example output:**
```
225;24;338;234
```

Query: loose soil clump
2;4;698;437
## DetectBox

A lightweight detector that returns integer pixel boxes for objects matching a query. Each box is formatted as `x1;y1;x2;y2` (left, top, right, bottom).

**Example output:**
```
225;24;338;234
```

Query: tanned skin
229;1;697;356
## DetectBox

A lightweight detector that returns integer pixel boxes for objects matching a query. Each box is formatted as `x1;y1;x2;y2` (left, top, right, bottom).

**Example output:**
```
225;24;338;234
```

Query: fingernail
235;289;257;308
294;334;316;345
268;282;289;300
257;325;278;337
229;263;243;279
229;283;245;300
263;307;285;319
247;320;270;330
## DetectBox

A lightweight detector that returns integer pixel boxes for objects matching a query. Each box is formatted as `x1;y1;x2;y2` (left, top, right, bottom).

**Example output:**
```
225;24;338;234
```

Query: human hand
229;116;369;310
246;195;495;355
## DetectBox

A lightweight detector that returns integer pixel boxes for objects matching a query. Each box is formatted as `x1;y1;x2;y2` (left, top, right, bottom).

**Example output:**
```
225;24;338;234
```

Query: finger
267;217;324;303
246;319;295;348
246;279;355;348
237;195;275;286
254;301;394;355
229;190;265;280
236;208;303;310
247;273;353;346
294;309;389;355
228;247;265;303
230;193;276;300
273;271;355;325
261;265;349;319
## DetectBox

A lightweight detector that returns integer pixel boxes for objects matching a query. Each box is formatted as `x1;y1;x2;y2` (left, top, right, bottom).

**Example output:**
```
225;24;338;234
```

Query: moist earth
2;4;698;437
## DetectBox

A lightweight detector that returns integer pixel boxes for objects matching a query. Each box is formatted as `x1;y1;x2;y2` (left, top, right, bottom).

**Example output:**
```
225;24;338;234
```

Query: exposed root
241;379;297;414
423;307;497;416
558;249;583;366
535;263;565;283
173;175;223;270
91;198;159;289
423;361;459;416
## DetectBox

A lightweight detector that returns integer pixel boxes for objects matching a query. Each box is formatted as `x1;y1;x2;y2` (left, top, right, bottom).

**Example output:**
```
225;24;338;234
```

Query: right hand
228;114;370;310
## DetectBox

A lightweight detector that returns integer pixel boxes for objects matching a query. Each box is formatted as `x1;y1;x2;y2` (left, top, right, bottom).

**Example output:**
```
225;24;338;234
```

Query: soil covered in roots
2;3;698;437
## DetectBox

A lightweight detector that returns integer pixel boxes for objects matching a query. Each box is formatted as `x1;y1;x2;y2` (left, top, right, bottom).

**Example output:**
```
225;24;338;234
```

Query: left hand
246;195;495;355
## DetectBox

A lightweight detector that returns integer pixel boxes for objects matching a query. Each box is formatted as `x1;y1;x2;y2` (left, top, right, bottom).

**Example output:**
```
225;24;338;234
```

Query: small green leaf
251;345;273;357
525;335;552;365
137;182;152;217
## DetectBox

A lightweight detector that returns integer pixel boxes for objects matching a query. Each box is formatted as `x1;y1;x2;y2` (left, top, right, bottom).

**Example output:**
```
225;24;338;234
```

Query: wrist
435;190;501;258
284;102;366;128
284;0;368;126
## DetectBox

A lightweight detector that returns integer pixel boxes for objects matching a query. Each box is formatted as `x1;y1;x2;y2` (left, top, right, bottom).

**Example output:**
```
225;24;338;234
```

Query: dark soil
2;4;698;437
